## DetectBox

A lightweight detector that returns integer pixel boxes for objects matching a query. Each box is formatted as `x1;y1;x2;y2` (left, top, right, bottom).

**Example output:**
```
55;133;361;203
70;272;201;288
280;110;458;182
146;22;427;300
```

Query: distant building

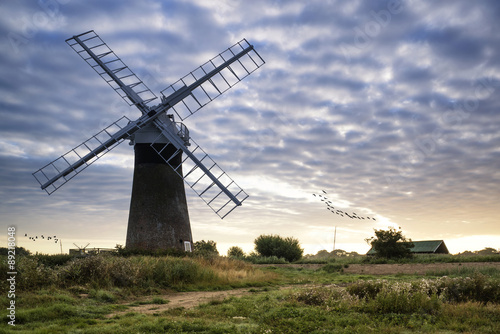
69;247;116;257
367;240;449;256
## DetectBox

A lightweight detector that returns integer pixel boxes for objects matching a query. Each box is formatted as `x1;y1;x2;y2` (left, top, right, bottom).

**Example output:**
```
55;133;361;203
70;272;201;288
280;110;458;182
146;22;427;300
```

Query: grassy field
2;254;500;333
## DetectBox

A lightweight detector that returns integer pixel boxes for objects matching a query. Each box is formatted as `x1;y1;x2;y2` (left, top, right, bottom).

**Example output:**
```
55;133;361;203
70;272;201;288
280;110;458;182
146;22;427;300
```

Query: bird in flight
313;191;377;221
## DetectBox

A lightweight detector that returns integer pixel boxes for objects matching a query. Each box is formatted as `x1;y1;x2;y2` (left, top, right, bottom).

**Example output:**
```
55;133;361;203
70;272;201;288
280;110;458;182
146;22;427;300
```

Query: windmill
72;243;90;256
33;30;264;252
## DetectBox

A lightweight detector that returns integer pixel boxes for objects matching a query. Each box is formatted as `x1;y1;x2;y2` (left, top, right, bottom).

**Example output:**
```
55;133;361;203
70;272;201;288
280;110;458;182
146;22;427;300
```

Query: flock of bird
313;190;376;221
25;234;59;243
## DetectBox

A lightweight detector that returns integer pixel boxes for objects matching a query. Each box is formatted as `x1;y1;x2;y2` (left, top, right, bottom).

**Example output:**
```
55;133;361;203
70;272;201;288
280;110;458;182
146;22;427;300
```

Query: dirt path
107;262;500;317
107;287;264;318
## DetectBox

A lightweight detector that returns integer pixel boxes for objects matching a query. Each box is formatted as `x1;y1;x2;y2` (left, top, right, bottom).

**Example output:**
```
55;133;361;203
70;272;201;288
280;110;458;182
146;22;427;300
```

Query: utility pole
333;226;337;251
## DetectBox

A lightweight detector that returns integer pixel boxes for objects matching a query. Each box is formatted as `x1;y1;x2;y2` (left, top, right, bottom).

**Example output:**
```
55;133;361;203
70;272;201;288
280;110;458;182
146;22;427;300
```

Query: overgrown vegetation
346;274;500;305
2;252;500;333
0;253;275;293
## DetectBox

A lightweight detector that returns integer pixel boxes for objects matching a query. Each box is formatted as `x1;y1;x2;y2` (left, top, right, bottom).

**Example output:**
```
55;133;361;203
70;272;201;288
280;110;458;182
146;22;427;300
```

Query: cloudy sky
1;0;499;256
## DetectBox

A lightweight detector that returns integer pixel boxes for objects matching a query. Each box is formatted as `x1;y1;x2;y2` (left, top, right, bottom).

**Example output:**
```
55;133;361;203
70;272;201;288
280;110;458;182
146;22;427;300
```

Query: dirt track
108;262;500;317
107;287;276;318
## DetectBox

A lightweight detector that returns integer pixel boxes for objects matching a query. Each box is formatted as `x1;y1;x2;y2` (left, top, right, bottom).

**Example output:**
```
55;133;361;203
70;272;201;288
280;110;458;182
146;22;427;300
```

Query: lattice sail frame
33;30;264;218
33;116;133;194
66;30;157;107
161;38;264;120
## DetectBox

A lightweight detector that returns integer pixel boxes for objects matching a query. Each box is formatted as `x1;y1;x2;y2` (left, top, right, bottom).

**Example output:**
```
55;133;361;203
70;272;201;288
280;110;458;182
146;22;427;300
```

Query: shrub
254;234;303;262
193;240;219;257
17;256;55;290
227;246;245;258
321;263;344;273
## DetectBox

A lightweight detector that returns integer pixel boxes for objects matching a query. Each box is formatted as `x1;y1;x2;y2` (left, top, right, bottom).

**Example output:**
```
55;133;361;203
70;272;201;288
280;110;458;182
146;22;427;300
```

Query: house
366;240;449;255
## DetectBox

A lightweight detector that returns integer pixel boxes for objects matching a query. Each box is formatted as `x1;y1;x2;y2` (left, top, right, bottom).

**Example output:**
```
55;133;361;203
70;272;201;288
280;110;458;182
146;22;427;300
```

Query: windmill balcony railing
175;122;190;146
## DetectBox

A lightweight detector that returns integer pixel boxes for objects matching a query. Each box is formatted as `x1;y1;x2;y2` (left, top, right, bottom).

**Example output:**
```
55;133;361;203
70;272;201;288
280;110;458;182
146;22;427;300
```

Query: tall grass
1;254;277;292
242;254;289;264
291;274;500;318
426;265;500;278
346;274;500;305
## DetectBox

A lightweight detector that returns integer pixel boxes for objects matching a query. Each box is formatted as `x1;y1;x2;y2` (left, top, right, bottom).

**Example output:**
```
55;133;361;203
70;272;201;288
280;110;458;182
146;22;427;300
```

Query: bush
227;246;245;258
17;257;55;290
254;234;303;262
321;263;344;273
193;240;219;257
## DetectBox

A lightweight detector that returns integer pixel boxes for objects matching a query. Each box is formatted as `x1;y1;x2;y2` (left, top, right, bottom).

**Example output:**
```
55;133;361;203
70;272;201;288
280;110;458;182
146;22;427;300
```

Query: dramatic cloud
1;0;499;255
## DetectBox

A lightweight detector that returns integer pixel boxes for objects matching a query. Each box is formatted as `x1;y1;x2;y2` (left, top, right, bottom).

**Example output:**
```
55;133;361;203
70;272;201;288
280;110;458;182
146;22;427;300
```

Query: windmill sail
35;31;264;219
160;38;265;120
150;116;249;218
66;30;157;113
33;115;152;194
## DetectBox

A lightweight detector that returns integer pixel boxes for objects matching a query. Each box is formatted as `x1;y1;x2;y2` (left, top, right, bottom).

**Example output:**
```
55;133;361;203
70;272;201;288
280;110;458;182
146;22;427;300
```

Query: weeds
427;265;500;278
3;255;500;334
346;274;500;305
243;254;289;264
2;254;276;292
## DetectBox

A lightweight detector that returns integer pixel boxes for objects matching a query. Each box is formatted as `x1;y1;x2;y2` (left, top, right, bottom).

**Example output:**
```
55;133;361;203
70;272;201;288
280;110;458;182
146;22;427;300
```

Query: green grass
4;284;500;333
426;265;500;278
2;254;500;333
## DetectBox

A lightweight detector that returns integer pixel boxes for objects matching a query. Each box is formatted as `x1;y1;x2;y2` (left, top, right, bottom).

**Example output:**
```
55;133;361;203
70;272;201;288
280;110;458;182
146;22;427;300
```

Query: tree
365;227;414;259
193;240;219;257
227;246;245;258
254;234;303;262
